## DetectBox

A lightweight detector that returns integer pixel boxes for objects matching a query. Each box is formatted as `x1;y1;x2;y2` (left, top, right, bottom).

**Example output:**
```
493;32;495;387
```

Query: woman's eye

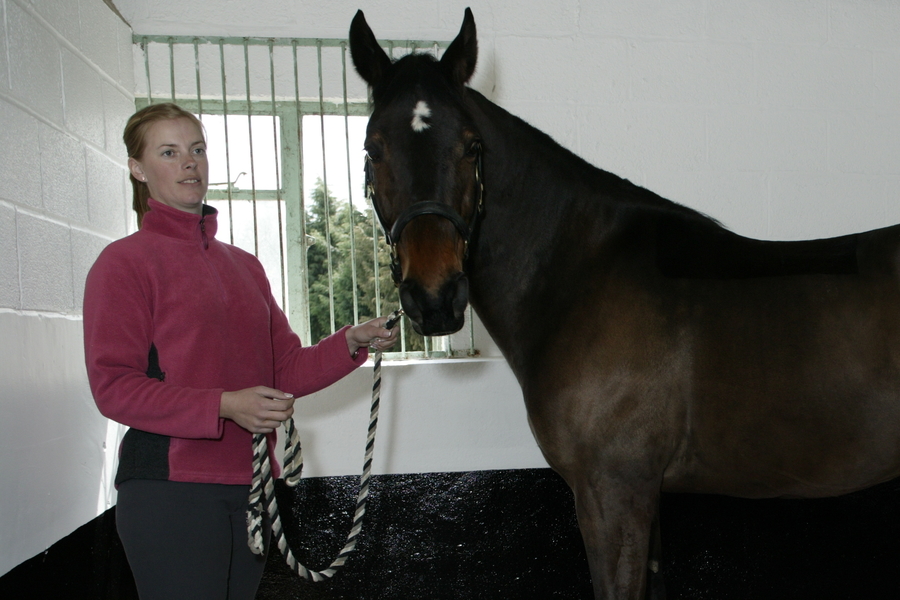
193;147;206;155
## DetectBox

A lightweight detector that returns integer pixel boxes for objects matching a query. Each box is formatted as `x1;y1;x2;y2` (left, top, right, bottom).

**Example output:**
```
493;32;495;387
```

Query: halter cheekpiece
365;144;484;285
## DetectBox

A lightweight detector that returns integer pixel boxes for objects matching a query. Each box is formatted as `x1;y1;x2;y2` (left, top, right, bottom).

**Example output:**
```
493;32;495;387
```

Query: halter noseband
365;145;484;285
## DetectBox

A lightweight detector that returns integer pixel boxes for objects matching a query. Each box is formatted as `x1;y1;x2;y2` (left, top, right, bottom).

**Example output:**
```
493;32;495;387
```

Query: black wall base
0;501;137;599
2;469;900;599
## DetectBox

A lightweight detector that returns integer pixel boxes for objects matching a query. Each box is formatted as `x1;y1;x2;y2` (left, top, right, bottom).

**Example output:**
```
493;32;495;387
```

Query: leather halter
365;144;484;285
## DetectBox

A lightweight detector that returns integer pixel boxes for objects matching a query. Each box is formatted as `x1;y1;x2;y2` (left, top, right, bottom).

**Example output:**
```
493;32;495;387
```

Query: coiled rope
246;317;398;581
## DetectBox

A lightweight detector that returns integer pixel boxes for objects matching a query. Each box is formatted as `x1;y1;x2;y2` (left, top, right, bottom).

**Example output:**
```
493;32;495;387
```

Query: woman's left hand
346;316;400;357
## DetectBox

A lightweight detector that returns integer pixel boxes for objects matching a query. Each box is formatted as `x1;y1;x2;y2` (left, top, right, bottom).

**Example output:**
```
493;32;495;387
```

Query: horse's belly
662;386;900;499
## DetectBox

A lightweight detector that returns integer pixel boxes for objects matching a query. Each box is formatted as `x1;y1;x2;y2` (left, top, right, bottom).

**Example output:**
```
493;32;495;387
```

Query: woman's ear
129;157;145;182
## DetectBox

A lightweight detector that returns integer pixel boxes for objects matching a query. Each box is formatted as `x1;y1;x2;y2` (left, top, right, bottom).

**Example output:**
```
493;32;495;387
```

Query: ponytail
130;173;151;228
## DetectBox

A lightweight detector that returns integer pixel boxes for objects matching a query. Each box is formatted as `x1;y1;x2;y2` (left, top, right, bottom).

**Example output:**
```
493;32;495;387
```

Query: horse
349;9;900;599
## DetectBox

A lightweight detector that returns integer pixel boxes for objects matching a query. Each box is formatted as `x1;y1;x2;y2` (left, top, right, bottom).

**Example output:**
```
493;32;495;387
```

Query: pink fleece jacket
83;199;367;485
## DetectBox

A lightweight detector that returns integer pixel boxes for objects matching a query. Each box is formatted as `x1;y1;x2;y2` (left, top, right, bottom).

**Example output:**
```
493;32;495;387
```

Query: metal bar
136;97;369;117
317;40;336;334
290;40;312;342
373;211;381;319
218;40;235;244
243;39;260;257
168;38;176;102
468;306;476;356
134;34;450;50
141;36;152;104
193;39;203;119
341;42;359;325
206;190;280;201
399;316;408;358
269;40;287;309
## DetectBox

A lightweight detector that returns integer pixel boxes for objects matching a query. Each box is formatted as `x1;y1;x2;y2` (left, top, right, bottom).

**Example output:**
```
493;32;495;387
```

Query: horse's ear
440;7;478;86
349;10;392;87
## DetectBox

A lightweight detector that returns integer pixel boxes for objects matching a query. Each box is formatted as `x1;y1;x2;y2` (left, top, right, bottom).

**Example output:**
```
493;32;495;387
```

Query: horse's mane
465;88;860;280
465;87;717;221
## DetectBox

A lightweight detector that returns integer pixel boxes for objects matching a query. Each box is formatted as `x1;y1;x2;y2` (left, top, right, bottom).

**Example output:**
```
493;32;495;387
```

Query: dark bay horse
350;9;900;599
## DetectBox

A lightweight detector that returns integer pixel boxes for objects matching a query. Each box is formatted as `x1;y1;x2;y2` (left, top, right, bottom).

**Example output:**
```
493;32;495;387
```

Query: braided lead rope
246;340;388;582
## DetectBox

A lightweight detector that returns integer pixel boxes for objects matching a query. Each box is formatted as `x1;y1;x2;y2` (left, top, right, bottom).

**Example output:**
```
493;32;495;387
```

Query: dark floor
3;469;900;599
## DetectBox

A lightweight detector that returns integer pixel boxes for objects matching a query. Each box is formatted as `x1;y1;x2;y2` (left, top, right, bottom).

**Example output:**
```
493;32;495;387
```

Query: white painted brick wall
63;48;107;149
0;204;17;306
0;102;42;208
0;0;134;576
7;2;63;123
40;126;89;226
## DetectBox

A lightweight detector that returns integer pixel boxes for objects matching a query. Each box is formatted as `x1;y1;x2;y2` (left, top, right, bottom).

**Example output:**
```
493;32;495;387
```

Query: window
134;35;477;358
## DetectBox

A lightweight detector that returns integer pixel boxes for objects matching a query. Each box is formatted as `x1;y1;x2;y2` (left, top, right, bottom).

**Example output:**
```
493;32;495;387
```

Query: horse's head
350;9;482;336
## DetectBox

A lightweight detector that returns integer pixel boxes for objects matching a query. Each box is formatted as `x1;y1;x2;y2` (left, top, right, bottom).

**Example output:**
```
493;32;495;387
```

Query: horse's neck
465;92;614;376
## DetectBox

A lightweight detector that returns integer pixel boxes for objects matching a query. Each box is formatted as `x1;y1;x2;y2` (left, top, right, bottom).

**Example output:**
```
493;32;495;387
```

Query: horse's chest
520;349;689;475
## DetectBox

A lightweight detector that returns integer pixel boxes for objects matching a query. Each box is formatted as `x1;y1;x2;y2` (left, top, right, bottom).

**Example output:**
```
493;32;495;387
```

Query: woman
83;103;397;599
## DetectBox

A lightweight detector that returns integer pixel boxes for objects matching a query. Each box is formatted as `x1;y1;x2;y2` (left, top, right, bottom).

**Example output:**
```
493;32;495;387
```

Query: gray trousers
116;479;270;600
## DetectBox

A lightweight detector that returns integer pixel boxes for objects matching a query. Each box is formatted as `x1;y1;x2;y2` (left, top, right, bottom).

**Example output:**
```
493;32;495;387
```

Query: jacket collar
142;199;218;243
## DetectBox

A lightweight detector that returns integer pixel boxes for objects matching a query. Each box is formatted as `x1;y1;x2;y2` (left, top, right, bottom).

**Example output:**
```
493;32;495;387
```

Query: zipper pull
200;218;209;249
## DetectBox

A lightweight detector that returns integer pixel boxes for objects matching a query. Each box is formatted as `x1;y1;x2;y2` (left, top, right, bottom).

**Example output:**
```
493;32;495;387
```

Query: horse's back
655;213;861;280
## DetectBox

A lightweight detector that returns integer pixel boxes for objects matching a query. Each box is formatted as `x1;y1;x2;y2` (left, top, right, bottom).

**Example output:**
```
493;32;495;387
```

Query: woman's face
129;117;209;215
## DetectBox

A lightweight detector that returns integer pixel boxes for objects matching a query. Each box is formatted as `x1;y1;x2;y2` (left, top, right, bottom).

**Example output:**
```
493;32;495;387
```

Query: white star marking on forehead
411;100;432;132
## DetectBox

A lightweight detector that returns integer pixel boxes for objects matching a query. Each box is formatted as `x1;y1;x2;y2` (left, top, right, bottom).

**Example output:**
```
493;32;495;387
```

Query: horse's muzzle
399;273;469;336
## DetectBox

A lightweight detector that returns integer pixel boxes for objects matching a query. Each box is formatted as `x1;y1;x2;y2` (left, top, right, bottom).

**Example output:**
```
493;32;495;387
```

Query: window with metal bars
134;35;478;359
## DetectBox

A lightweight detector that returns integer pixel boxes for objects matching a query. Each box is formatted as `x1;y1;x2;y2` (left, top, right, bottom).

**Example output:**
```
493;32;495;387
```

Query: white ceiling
108;0;473;40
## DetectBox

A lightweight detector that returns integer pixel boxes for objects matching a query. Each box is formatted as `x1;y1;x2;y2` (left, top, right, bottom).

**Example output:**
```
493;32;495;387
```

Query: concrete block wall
0;0;134;576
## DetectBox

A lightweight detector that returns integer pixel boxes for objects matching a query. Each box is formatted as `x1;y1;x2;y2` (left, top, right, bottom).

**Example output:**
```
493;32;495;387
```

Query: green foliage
304;179;424;351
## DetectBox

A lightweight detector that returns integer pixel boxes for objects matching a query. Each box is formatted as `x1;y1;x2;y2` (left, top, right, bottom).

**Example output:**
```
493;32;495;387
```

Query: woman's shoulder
212;241;274;294
216;239;266;270
89;229;172;282
95;229;152;262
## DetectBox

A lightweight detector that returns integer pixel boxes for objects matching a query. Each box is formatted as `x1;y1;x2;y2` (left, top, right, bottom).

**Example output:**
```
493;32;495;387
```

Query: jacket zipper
198;216;227;301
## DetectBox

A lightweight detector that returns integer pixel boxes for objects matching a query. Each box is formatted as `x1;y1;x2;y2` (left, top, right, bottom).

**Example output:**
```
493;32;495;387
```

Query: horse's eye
465;140;482;158
365;145;383;163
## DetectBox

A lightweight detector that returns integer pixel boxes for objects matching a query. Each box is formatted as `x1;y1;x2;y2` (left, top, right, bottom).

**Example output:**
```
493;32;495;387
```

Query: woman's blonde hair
123;103;205;227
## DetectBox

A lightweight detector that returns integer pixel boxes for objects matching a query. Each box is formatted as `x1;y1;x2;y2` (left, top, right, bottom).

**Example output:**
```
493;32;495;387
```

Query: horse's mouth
399;274;469;337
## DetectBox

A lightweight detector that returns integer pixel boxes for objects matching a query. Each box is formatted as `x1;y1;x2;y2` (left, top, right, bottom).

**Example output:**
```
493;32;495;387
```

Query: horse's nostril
398;276;469;336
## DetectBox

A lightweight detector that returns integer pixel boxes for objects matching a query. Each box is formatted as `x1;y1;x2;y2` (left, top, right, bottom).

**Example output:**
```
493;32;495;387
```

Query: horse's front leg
572;477;660;600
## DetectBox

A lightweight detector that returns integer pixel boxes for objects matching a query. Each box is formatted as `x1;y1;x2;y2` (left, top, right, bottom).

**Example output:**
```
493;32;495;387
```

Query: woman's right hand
219;386;295;434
